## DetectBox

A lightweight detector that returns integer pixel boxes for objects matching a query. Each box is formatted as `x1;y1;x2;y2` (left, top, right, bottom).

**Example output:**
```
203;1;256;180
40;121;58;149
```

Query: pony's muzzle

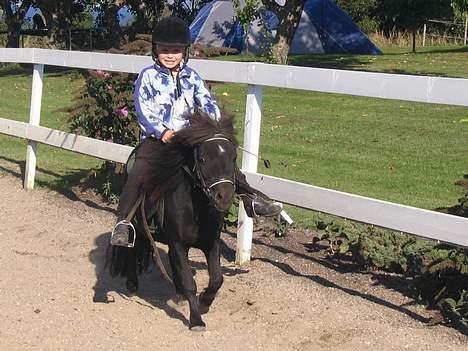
210;182;235;212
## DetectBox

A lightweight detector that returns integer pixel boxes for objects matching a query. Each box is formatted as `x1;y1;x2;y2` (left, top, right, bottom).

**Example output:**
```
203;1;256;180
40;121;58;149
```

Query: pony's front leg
168;243;205;331
199;238;223;314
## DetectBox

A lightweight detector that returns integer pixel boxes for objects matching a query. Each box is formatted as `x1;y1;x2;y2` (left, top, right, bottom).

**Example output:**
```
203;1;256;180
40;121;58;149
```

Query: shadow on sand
89;231;249;327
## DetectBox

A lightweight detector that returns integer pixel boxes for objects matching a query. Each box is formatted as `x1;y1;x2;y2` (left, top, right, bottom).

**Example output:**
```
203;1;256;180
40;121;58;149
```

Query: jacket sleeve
192;71;221;121
134;70;167;139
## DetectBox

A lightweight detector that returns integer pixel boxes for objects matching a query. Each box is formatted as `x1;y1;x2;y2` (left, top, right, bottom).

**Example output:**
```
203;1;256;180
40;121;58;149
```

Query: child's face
157;45;185;71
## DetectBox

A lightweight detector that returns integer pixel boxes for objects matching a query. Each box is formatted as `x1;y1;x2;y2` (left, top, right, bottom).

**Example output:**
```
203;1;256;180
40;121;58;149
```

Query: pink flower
96;70;111;78
113;107;129;119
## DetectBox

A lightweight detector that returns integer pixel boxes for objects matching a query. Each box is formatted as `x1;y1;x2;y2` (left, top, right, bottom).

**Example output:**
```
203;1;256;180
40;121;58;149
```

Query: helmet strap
184;46;190;64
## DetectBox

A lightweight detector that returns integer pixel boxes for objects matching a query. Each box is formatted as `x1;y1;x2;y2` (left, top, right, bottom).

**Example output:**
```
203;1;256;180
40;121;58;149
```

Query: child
111;16;282;246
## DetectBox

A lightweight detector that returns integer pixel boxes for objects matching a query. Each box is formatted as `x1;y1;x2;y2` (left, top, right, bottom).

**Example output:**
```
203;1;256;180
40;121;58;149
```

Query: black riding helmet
152;16;191;47
152;16;191;98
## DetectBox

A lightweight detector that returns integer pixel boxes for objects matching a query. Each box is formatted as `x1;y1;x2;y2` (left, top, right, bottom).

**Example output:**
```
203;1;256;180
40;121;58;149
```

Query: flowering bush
68;70;139;202
69;70;139;146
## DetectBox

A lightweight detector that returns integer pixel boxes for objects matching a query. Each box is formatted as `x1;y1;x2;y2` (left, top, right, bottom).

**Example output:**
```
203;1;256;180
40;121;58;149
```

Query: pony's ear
218;109;236;144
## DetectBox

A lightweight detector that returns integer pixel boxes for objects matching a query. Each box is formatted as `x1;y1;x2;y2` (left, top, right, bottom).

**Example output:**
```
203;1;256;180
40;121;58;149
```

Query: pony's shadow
89;231;247;327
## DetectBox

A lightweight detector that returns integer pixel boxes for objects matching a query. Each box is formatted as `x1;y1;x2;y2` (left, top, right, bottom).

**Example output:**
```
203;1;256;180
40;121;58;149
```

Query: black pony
109;112;238;330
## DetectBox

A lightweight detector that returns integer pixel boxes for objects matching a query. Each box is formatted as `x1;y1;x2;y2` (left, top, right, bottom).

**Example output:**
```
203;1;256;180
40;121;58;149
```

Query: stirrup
111;220;136;248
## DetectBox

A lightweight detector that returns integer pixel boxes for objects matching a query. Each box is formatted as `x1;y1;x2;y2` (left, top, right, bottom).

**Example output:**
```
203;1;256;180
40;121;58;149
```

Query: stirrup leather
111;220;137;248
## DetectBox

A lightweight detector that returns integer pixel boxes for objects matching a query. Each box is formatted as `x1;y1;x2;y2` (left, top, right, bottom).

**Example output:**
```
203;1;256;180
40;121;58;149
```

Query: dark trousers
117;145;267;220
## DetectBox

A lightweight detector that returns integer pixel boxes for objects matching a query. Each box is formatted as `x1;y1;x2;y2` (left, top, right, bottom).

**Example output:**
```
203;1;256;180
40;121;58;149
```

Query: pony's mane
173;111;237;147
140;111;237;201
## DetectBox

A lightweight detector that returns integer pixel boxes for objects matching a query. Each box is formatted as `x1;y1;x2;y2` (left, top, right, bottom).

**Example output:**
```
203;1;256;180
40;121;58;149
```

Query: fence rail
0;48;467;263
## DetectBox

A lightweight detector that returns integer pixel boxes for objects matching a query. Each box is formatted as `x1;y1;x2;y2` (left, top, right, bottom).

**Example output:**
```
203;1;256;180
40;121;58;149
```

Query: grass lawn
223;45;468;78
0;46;467;228
0;64;102;191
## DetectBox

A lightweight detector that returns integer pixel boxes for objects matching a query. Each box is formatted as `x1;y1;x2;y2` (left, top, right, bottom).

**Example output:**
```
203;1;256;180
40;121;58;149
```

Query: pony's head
175;112;238;212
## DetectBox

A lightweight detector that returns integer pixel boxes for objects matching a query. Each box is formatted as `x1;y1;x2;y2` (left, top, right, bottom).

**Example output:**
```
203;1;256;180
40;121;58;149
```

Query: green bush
313;214;468;331
69;70;139;145
68;70;139;202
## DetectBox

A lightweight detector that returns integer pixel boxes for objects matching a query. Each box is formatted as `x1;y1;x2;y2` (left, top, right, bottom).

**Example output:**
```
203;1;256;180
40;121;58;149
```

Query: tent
190;0;381;55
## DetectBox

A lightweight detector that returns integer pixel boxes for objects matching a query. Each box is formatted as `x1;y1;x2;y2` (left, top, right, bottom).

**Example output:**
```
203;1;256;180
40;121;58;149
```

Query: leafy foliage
168;0;211;24
68;69;138;202
452;0;468;21
335;0;380;33
313;214;468;331
69;70;139;146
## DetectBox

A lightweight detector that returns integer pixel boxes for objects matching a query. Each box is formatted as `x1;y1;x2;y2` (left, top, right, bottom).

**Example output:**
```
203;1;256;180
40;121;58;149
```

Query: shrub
313;209;468;331
68;70;139;202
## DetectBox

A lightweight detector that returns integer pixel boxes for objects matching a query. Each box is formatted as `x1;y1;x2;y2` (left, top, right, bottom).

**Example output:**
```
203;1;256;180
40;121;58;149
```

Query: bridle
190;134;236;203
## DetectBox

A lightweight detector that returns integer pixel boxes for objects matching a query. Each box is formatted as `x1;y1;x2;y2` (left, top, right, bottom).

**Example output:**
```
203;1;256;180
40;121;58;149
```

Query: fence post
24;63;44;190
236;84;263;266
69;29;72;50
422;23;426;47
464;16;467;46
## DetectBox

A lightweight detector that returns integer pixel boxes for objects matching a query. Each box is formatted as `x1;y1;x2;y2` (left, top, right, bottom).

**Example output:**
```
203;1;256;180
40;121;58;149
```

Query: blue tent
190;0;381;55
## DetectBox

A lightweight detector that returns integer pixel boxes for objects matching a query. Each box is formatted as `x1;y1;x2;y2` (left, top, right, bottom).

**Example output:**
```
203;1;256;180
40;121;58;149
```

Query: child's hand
162;129;175;143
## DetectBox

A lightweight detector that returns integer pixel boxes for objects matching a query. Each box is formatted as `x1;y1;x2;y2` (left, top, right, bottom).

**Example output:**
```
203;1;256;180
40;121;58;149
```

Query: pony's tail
106;225;153;277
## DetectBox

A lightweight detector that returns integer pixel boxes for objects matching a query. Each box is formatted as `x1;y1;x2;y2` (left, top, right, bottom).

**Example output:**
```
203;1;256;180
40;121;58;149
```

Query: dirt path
0;173;467;351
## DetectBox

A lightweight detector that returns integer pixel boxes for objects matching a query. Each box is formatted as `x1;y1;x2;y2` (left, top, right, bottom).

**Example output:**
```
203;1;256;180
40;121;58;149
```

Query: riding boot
110;148;146;247
110;196;139;247
235;168;283;218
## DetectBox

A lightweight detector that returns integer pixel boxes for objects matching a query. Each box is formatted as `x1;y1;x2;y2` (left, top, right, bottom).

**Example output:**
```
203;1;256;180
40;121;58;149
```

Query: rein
140;193;173;285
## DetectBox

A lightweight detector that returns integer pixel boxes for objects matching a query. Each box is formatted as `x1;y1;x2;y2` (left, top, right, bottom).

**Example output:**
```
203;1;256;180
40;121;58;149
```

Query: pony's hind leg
168;243;205;331
198;238;223;315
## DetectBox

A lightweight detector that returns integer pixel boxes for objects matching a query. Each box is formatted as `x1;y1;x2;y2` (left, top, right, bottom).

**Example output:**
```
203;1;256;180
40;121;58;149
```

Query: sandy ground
0;173;467;351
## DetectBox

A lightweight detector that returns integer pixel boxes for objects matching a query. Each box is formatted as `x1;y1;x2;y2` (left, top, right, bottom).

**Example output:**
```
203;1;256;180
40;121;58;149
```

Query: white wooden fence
0;48;468;265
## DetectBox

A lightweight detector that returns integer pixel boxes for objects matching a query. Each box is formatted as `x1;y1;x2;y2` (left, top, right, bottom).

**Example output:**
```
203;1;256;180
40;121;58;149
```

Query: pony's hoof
126;280;138;296
189;324;206;332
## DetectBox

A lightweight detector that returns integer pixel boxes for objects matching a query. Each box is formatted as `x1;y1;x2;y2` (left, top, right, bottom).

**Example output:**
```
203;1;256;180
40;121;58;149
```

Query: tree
262;0;305;64
233;0;262;55
33;0;87;48
378;0;451;52
90;0;125;49
91;1;165;48
126;0;165;34
1;0;33;47
451;0;468;22
168;0;210;23
335;0;379;33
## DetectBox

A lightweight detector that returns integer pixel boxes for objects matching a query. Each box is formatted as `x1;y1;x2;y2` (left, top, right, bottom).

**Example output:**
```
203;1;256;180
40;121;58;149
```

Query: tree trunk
3;0;32;48
263;0;305;64
412;28;416;53
105;4;123;49
38;1;66;49
6;23;21;48
270;35;289;65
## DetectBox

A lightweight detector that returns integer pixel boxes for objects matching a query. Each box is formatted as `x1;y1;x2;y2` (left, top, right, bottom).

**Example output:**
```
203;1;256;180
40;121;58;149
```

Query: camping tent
190;0;381;55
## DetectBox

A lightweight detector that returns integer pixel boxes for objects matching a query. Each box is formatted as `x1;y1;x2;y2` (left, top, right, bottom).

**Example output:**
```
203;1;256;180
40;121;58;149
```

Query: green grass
212;46;468;226
220;45;468;78
213;83;468;213
0;64;101;191
0;47;467;228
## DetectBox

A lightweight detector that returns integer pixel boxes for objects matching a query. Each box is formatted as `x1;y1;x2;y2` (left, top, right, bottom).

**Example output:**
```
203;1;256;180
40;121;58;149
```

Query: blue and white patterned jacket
134;61;221;140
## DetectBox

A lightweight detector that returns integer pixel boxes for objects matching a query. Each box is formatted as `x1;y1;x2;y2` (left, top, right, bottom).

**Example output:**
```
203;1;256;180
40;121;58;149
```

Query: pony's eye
199;157;206;163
